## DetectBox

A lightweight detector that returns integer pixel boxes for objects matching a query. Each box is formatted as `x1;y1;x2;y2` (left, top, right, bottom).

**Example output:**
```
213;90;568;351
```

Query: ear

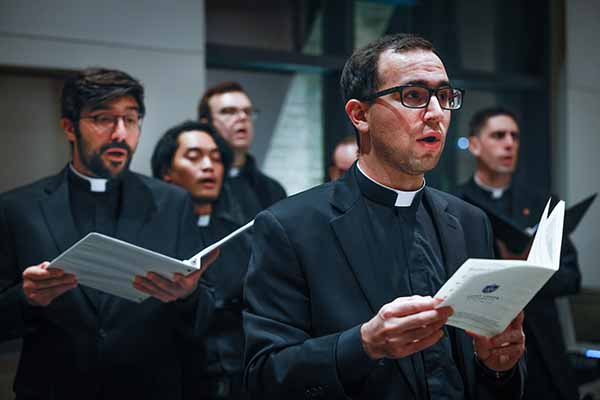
61;118;77;143
468;135;481;157
345;99;369;133
345;99;372;153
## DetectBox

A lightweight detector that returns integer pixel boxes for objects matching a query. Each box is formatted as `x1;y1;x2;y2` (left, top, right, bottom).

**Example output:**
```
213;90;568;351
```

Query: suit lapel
329;170;419;398
100;172;156;314
425;189;468;277
426;189;480;395
115;172;156;244
39;167;98;325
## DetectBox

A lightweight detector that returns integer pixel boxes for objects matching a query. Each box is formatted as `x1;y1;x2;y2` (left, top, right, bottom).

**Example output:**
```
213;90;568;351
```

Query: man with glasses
0;68;216;400
456;107;581;400
198;81;286;222
243;34;526;400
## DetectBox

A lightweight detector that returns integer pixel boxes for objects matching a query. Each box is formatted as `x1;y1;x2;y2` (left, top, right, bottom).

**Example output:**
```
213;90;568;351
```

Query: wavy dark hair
151;120;233;180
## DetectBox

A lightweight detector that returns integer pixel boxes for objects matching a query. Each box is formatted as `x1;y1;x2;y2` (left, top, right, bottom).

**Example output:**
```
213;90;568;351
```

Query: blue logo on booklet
482;284;500;293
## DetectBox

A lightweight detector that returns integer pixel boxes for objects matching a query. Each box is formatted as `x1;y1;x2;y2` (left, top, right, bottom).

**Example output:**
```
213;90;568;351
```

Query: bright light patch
457;137;470;150
585;349;600;359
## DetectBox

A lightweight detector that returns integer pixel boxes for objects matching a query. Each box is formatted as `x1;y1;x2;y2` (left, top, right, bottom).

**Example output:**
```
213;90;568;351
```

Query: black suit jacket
0;167;212;400
243;166;526;400
456;177;580;400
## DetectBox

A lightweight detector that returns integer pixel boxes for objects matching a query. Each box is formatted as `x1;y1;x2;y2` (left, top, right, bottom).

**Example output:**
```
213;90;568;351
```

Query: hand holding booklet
435;199;564;337
48;220;254;303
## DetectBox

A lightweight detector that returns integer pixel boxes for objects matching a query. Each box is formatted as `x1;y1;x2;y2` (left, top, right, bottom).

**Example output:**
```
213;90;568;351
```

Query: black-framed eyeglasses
362;85;465;110
217;107;260;121
80;113;143;133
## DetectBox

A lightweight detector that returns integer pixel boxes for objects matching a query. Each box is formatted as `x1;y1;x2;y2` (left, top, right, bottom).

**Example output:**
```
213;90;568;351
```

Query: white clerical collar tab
474;174;507;199
229;167;240;178
197;214;211;227
69;164;108;192
356;161;425;207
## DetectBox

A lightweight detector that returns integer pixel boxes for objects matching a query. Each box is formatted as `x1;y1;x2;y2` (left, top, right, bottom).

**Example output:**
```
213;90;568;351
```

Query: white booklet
48;220;254;303
435;199;564;336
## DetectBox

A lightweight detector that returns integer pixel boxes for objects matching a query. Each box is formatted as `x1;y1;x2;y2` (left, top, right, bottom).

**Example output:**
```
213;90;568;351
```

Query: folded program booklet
48;220;254;303
435;199;564;337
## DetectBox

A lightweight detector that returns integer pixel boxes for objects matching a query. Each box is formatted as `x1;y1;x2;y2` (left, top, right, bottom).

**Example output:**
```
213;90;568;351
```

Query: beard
75;129;132;179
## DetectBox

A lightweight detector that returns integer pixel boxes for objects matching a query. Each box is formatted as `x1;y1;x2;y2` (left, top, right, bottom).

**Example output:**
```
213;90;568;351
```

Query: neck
233;150;247;168
475;166;512;189
194;203;213;216
358;157;424;191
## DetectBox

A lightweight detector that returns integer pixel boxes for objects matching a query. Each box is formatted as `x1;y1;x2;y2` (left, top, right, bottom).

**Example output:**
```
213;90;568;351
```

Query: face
63;96;141;179
329;142;358;180
469;115;520;174
164;130;224;204
360;49;451;178
208;91;254;152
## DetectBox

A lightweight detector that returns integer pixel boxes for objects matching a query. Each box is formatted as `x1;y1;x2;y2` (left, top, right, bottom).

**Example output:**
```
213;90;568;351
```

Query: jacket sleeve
0;198;41;342
243;210;364;400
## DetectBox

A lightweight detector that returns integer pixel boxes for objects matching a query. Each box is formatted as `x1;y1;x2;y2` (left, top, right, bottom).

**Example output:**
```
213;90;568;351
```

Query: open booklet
48;220;254;303
435;199;564;337
465;193;595;254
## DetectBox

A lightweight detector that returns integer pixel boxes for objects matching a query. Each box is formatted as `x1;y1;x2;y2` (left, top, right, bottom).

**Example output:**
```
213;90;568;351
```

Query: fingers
361;296;453;359
200;248;220;272
22;262;78;306
133;274;179;303
380;295;439;318
133;271;199;303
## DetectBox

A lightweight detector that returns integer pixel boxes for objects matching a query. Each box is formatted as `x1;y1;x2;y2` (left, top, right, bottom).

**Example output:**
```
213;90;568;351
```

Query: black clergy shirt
355;166;465;400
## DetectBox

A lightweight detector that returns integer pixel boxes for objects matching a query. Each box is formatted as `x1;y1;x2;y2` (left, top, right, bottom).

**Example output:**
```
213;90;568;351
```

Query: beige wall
563;0;600;288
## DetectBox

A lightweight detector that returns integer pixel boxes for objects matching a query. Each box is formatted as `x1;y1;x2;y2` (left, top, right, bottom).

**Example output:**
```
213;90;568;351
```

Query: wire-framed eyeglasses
362;85;465;110
79;113;143;133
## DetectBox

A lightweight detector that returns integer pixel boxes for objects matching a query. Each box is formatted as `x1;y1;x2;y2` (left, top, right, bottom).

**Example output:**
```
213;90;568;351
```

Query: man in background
0;68;215;400
456;106;581;400
328;135;358;181
198;81;286;221
152;120;251;400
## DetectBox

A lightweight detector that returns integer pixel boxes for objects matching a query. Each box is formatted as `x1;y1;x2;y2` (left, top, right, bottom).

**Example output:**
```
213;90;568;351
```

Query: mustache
99;141;132;155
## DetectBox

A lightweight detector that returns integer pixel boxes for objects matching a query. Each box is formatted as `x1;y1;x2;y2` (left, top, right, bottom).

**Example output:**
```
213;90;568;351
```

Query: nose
424;94;445;125
199;156;214;171
111;117;127;142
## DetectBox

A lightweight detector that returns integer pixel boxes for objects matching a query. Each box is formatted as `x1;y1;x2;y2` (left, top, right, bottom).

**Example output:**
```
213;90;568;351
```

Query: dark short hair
61;68;145;122
469;107;519;137
339;33;439;148
197;81;247;123
151;120;233;180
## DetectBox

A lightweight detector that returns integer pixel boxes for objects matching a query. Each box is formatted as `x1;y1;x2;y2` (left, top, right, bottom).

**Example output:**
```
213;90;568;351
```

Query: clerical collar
356;161;425;207
197;214;211;227
229;167;240;178
69;164;110;193
473;174;508;199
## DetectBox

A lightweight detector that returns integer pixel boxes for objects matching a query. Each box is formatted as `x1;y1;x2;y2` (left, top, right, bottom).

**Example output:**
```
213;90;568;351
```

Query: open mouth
417;132;442;144
103;148;128;161
198;177;217;187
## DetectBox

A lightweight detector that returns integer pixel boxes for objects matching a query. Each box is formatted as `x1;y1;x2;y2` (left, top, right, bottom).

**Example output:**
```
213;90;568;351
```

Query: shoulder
257;182;335;228
0;173;62;208
427;187;488;223
453;177;476;200
127;172;190;203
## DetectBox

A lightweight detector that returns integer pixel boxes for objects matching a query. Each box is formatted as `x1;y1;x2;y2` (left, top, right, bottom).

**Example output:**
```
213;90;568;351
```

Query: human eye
219;107;237;116
185;150;200;161
124;114;139;126
402;87;428;106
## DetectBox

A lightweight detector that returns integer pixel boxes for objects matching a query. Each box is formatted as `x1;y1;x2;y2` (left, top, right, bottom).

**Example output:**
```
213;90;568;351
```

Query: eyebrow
184;147;219;154
88;104;140;113
402;79;451;88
